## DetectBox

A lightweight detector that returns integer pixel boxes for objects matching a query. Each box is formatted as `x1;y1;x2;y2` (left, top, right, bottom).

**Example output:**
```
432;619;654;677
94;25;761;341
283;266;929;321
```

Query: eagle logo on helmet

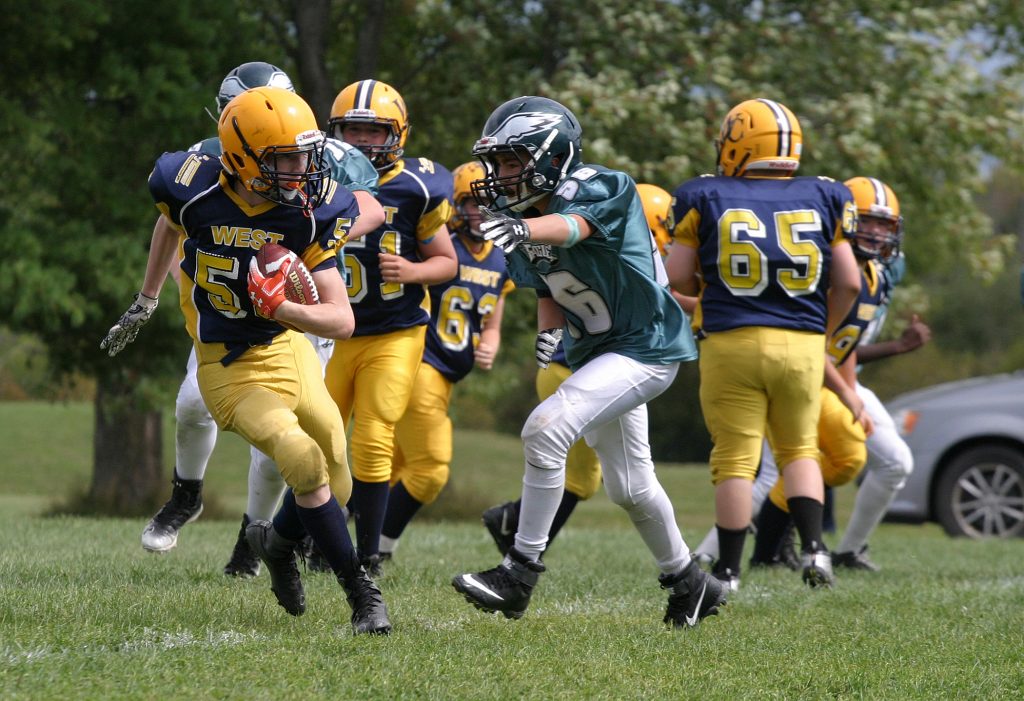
479;112;564;148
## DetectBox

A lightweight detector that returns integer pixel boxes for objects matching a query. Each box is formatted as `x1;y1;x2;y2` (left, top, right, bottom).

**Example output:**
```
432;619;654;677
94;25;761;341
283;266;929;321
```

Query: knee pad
274;430;329;496
871;442;914;491
402;465;450;505
564;440;602;500
823;442;867;487
521;405;571;471
175;377;214;428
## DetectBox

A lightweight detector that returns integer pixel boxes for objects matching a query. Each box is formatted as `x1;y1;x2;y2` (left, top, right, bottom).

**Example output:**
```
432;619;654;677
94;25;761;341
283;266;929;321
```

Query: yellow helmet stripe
758;98;792;157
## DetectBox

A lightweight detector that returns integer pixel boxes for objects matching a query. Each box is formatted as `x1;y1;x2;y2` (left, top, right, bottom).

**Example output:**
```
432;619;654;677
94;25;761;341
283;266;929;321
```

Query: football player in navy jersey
750;178;926;574
831;177;928;570
101;62;386;579
452;96;725;628
103;87;390;635
325;79;458;576
378;161;514;559
666;98;862;591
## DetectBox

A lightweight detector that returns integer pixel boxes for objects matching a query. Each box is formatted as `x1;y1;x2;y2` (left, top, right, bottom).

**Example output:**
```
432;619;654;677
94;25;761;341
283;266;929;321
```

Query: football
255;243;320;305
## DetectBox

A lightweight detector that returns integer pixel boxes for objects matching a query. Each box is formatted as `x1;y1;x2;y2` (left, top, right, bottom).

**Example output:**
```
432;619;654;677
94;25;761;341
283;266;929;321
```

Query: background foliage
2;0;1024;471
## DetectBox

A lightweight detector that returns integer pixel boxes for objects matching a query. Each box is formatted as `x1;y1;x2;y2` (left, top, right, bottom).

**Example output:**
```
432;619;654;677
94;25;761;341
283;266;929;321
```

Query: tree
4;0;1024;501
0;1;279;513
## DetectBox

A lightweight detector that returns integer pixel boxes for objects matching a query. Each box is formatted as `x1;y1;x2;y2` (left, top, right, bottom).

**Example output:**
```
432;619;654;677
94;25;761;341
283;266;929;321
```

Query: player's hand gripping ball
248;243;319;319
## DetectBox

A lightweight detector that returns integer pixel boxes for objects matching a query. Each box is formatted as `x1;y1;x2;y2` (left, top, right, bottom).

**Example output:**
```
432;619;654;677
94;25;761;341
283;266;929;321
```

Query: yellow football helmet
716;98;802;177
218;87;326;210
450;161;486;241
636;183;674;256
844;176;903;260
327;79;409;172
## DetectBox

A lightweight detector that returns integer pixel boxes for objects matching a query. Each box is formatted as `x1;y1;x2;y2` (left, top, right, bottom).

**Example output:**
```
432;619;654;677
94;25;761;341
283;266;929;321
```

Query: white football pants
514;353;692;575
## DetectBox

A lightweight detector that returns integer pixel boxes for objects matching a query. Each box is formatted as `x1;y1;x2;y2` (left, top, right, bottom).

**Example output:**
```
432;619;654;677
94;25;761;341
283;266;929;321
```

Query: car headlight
891;408;919;436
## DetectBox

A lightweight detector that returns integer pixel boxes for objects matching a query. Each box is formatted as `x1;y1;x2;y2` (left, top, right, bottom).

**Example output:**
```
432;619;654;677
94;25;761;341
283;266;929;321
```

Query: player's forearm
855;340;902;363
275;300;355;340
479;327;501;356
140;217;180;298
523;213;592;247
409;254;458;285
350;191;385;240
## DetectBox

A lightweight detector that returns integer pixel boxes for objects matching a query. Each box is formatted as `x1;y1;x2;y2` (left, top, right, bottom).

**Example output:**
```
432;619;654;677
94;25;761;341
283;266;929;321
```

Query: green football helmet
471;96;583;212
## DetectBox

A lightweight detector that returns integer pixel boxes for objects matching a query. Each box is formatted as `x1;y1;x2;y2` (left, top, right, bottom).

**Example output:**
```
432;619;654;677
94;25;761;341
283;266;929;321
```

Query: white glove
535;328;563;369
100;292;159;357
480;207;531;253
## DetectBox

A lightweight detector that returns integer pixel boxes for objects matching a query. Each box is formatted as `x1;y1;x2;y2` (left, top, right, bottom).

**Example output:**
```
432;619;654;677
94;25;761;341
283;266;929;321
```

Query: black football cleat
223;514;260;577
832;545;880;572
661;559;728;628
246;520;306;616
141;471;203;553
452;547;544;620
481;501;518;555
340;567;392;635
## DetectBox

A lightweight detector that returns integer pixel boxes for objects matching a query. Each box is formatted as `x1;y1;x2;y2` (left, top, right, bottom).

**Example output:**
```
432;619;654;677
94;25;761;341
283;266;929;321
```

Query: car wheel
934;445;1024;538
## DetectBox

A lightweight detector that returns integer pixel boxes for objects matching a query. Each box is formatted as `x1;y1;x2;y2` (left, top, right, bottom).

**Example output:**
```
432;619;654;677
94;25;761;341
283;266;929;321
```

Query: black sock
751;500;791;563
788;496;825;553
271;490;306;542
348;478;390;558
822;485;836;533
714;525;748;576
381;480;423;541
296;495;358;579
546;491;580;547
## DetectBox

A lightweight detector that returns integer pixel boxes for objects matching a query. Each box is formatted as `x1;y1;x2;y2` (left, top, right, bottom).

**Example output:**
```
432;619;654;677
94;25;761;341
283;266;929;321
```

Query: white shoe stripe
461;574;505;602
684;581;708;627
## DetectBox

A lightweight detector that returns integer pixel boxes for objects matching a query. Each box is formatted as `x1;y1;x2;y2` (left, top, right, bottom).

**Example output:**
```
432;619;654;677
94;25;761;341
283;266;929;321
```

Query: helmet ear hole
231;153;245;170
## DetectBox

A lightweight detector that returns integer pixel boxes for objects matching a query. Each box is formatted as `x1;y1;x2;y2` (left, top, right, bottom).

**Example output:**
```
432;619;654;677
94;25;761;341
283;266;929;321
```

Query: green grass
1;401;1023;699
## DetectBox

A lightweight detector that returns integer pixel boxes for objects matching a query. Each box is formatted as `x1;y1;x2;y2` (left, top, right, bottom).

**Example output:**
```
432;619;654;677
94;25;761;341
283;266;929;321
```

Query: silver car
885;371;1024;538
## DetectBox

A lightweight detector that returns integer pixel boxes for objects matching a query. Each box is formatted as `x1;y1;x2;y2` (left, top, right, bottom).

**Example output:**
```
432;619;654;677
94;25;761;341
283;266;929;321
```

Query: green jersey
506;164;695;370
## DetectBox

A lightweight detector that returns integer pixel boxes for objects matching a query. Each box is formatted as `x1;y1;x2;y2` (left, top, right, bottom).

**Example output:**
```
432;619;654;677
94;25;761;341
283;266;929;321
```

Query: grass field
1;401;1022;699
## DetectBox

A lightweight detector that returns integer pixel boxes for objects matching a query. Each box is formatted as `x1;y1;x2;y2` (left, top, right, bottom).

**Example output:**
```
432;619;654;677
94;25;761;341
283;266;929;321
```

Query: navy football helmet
471;96;582;212
216;61;294;114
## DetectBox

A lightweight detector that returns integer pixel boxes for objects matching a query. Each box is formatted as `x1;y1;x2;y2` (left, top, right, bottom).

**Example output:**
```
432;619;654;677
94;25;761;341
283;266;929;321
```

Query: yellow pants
195;331;351;499
537;362;602;499
324;325;426;483
391;363;454;504
699;327;825;484
768;386;867;511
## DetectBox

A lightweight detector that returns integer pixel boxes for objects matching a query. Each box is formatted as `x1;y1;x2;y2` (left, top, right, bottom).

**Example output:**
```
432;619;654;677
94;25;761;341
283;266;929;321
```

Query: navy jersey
422;236;514;383
858;253;905;348
340;157;454;336
189;135;379;194
672;175;857;335
827;258;892;366
149;151;358;362
505;164;695;370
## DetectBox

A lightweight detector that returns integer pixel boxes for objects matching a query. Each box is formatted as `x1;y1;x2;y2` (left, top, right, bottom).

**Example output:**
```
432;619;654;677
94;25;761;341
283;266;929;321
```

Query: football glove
535;328;563;369
480;207;531;253
247;257;289;319
100;292;159;357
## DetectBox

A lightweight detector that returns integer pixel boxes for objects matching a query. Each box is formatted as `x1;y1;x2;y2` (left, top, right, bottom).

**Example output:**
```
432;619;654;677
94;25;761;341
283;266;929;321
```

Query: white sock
514;462;565;560
621;482;689;575
246;448;286;521
837;470;897;553
379;535;398;554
